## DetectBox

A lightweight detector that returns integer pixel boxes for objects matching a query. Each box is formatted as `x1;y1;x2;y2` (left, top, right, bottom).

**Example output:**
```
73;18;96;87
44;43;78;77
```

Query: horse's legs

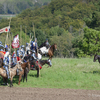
5;78;8;86
22;72;25;82
26;73;27;82
10;78;13;87
18;75;22;85
37;68;40;77
22;74;24;82
3;78;7;85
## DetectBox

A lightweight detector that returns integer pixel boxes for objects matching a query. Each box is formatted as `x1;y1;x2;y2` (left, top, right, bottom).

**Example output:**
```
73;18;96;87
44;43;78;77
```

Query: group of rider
0;38;50;79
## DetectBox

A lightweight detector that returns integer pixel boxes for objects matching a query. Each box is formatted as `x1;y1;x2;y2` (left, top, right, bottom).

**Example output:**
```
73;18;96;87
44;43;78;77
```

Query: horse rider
31;38;38;60
26;43;30;55
45;38;50;49
12;51;17;66
20;45;25;57
5;44;10;52
17;46;21;61
3;47;10;79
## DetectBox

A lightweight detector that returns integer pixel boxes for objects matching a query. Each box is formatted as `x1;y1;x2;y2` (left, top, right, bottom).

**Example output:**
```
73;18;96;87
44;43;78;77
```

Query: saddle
30;61;42;70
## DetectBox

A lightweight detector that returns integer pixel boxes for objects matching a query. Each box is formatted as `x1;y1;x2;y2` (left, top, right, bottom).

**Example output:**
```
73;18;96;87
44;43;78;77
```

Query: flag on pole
11;34;20;48
0;26;10;33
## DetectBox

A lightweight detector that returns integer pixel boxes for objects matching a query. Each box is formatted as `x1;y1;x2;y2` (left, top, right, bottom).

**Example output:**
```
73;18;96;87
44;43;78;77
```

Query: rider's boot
33;53;37;60
7;71;10;79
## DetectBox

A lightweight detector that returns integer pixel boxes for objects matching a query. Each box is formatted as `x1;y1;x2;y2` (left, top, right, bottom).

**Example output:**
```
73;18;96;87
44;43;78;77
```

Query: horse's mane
39;60;47;63
50;43;57;48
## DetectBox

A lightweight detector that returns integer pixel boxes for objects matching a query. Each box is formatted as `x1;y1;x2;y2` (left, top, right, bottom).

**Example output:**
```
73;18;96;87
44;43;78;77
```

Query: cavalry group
0;38;56;87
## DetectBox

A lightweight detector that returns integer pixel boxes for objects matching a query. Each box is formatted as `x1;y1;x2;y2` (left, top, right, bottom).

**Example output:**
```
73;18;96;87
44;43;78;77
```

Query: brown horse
0;63;22;86
0;58;3;67
10;64;22;87
0;52;4;67
18;61;30;85
47;43;57;60
0;67;8;85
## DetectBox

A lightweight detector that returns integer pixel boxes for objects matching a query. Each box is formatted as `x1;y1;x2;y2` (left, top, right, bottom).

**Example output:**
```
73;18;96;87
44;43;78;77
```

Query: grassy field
0;57;100;90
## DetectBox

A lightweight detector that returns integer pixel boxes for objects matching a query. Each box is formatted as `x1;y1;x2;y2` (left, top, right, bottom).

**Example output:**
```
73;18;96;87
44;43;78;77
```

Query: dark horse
47;43;57;60
23;59;52;82
30;59;52;77
93;54;100;63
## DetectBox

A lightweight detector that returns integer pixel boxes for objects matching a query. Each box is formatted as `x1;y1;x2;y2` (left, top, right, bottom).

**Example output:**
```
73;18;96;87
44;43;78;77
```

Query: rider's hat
35;38;37;41
21;45;25;48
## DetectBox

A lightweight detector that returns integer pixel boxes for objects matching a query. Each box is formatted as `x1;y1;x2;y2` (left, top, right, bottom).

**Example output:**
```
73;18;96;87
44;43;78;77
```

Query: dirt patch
0;87;100;100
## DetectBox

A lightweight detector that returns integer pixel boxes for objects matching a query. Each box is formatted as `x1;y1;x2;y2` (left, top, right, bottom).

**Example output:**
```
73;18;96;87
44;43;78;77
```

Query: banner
0;26;10;33
11;34;20;48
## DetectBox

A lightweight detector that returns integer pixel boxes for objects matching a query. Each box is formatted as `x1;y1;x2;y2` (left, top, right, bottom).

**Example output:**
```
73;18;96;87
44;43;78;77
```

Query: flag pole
19;25;22;44
33;23;40;76
33;23;35;40
24;26;27;55
8;16;12;78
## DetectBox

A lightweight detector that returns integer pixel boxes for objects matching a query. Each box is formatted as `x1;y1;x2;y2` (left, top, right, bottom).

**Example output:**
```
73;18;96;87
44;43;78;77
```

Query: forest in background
0;0;51;14
0;0;100;58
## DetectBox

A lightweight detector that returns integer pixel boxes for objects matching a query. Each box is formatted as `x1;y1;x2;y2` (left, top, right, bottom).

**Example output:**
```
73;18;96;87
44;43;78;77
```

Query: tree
74;27;100;57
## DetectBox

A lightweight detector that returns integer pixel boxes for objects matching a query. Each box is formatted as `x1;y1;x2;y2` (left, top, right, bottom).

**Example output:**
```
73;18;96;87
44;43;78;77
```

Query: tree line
0;0;100;58
0;0;50;14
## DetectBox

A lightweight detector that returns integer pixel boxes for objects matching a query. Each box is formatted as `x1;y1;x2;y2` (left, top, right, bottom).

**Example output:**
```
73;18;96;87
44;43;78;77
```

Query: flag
0;26;10;33
11;34;20;48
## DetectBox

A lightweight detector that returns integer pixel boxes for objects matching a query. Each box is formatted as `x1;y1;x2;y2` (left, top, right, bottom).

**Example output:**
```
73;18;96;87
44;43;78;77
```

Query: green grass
1;57;100;90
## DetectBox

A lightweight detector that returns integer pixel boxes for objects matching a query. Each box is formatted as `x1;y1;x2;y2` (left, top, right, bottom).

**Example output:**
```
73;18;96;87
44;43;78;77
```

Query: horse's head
47;59;52;67
54;44;57;51
93;54;98;62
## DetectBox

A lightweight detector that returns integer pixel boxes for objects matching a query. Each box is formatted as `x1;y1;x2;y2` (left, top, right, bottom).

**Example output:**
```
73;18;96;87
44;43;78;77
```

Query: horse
0;67;9;85
38;41;50;56
93;54;100;63
10;63;23;87
23;59;52;81
0;58;3;67
0;52;5;67
47;43;57;60
18;61;30;85
0;63;22;87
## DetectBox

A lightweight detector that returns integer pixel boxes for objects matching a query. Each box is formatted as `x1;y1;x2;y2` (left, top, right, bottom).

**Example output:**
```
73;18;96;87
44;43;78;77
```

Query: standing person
31;38;38;60
3;47;10;79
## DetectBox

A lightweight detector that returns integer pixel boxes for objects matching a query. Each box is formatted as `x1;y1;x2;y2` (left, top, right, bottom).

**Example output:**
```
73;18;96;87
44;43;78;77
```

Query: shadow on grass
29;74;38;78
0;75;22;86
83;70;100;74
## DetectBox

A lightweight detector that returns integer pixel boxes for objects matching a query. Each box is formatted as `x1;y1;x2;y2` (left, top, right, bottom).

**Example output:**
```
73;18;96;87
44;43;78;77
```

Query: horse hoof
7;83;9;86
